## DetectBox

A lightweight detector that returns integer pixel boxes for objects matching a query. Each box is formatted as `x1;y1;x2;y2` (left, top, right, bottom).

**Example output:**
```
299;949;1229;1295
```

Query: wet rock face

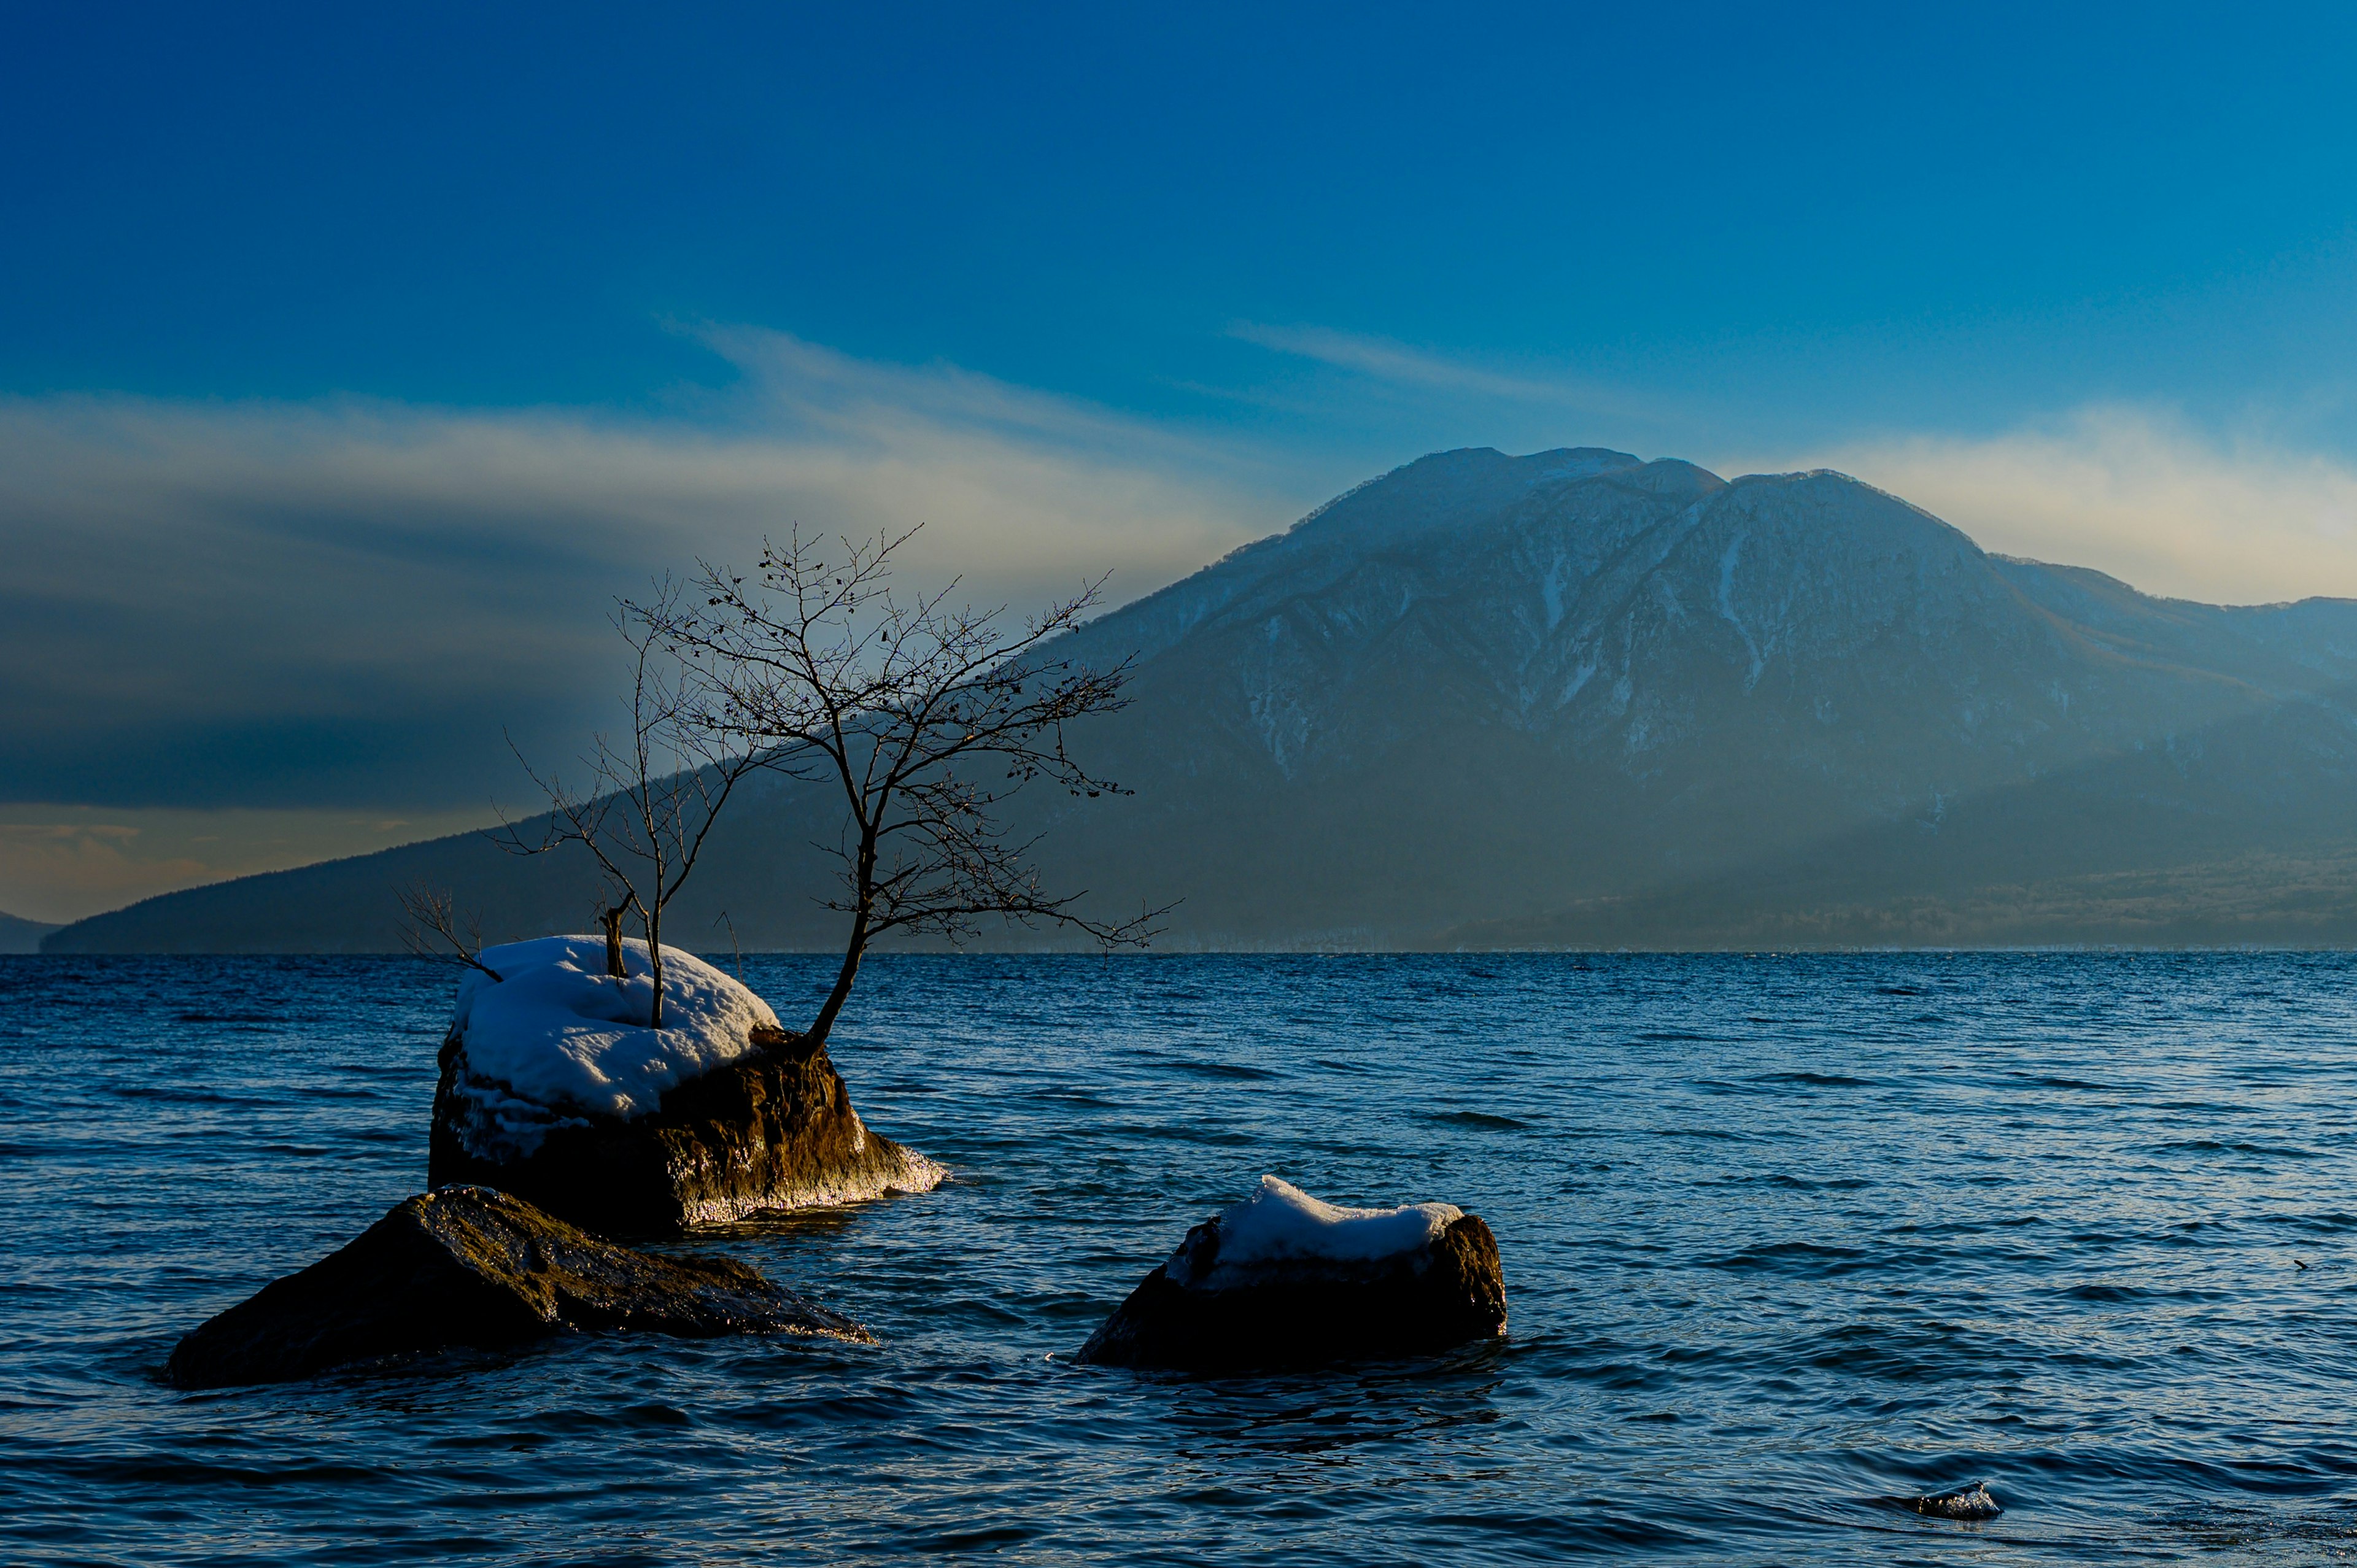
165;1186;870;1389
1913;1483;2002;1520
428;1029;943;1237
1076;1213;1507;1371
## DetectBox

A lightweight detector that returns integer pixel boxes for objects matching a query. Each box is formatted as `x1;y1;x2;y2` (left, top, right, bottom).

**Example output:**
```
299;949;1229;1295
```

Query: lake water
6;952;2357;1564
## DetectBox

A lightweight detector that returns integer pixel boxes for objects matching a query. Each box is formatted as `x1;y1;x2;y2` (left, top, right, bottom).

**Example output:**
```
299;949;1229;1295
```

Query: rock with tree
1077;1176;1508;1371
423;526;1159;1232
165;1185;869;1389
427;932;943;1231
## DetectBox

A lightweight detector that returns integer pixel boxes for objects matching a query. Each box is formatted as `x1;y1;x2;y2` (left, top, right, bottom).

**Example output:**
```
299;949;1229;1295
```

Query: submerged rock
1913;1483;2002;1520
166;1186;870;1389
427;937;942;1235
1077;1176;1507;1370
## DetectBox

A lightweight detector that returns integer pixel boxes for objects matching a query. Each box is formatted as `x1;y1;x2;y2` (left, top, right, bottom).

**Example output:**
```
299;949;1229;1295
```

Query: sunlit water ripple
6;952;2357;1564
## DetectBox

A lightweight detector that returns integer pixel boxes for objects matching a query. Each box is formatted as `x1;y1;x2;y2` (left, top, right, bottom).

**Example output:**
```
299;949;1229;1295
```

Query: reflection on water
5;951;2357;1563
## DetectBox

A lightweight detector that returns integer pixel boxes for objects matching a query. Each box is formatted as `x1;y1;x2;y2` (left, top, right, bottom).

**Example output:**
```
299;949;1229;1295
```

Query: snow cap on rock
1167;1175;1463;1288
450;935;779;1129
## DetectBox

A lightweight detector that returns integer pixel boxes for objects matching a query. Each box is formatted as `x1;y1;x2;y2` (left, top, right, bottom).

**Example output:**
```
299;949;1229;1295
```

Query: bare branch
396;882;504;981
714;909;747;983
502;579;769;1028
656;525;1166;1047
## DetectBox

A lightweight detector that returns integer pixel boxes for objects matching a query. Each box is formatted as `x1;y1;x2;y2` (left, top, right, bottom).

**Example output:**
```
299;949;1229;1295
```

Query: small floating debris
1913;1481;2001;1520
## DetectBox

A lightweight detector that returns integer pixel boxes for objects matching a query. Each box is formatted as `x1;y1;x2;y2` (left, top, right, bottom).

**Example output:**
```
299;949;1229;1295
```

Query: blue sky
7;2;2357;917
12;3;2357;435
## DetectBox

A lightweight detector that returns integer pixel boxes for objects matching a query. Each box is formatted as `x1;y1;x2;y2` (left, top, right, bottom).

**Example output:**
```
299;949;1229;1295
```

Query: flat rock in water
1077;1176;1507;1370
165;1186;870;1389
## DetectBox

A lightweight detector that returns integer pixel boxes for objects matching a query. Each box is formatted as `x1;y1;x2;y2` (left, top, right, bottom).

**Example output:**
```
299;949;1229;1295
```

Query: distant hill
1;912;62;954
46;446;2357;952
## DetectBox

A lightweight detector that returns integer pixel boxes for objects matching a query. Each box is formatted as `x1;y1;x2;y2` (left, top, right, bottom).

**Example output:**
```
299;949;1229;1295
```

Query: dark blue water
7;953;2357;1564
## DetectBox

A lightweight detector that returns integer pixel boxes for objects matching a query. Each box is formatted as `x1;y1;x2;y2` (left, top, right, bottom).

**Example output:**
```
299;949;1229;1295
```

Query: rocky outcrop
1912;1483;2002;1520
429;1027;943;1237
165;1186;870;1389
1077;1204;1507;1372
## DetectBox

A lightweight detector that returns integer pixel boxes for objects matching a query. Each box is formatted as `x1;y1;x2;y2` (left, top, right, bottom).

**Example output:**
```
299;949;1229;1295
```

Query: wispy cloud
0;805;505;924
0;331;1307;817
1227;321;1676;424
0;820;196;927
1794;406;2357;604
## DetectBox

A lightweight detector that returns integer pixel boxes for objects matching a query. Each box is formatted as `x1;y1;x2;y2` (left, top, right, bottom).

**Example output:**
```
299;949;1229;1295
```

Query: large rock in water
425;936;943;1235
165;1186;870;1389
430;1027;942;1235
1077;1176;1507;1370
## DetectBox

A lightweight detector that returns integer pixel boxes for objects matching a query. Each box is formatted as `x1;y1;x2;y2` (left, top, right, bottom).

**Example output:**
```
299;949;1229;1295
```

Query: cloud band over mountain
1;330;1294;813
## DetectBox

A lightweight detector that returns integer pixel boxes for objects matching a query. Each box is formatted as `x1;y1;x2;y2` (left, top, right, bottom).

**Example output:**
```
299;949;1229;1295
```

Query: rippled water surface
8;952;2357;1564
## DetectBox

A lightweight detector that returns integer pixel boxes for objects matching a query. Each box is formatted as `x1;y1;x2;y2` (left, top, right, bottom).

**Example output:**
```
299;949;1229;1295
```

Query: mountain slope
47;447;2357;951
1021;449;2357;938
1;912;61;954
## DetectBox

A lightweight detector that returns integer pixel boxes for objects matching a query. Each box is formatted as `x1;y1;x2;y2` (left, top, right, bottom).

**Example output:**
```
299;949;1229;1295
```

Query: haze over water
7;951;2357;1564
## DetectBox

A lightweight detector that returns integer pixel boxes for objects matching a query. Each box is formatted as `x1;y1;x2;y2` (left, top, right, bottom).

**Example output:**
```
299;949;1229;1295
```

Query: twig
395;883;504;981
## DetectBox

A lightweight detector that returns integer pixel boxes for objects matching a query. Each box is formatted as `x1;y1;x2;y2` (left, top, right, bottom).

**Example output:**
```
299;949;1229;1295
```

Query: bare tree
396;882;504;981
655;524;1167;1048
500;585;765;1027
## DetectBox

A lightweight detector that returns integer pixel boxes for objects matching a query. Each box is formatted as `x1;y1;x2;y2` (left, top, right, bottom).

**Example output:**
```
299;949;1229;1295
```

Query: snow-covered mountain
1012;446;2357;943
49;448;2357;951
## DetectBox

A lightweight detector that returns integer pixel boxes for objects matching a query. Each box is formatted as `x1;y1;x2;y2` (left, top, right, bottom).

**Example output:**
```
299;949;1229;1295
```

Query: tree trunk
644;908;665;1029
805;827;878;1049
805;906;868;1048
600;907;625;979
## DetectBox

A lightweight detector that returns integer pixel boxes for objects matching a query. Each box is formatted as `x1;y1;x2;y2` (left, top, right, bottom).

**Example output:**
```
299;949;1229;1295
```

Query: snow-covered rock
1077;1176;1506;1370
442;936;778;1159
1165;1176;1462;1286
427;936;942;1234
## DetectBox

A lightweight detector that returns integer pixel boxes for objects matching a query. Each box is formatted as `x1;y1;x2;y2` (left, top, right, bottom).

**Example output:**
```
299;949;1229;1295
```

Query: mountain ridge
1;912;61;955
44;447;2357;952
